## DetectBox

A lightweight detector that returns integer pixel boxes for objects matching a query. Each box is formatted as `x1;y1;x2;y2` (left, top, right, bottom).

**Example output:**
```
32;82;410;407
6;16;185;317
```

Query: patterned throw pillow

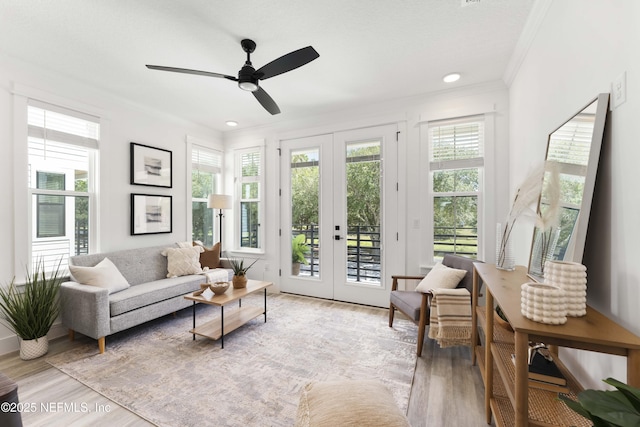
194;242;221;269
161;246;204;278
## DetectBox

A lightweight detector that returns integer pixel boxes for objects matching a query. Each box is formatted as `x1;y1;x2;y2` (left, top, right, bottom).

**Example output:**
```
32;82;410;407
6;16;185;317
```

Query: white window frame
13;92;101;278
234;146;265;253
421;115;487;264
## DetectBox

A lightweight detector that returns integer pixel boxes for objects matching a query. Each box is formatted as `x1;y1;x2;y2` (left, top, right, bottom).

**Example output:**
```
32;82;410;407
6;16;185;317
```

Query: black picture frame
130;142;173;188
131;193;172;235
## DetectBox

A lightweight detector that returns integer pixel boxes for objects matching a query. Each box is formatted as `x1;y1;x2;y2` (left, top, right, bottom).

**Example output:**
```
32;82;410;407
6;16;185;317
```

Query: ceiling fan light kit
146;38;319;115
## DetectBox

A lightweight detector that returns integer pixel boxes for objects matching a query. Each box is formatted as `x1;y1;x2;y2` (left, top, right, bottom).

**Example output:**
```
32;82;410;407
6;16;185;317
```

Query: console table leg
264;288;267;323
628;349;640;387
192;301;196;341
514;331;529;427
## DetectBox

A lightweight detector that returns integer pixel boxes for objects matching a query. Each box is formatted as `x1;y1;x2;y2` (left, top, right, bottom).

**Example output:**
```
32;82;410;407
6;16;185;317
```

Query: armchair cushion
389;291;424;322
415;262;467;293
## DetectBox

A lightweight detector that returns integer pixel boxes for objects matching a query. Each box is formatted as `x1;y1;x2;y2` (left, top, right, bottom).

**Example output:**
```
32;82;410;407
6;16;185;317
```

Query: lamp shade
208;194;233;209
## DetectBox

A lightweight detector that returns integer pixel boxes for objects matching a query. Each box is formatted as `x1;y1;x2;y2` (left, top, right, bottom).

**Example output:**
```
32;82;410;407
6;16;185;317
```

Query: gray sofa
60;244;228;353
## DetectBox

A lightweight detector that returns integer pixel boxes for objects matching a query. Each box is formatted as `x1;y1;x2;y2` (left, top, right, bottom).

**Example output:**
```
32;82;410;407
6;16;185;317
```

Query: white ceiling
0;0;536;132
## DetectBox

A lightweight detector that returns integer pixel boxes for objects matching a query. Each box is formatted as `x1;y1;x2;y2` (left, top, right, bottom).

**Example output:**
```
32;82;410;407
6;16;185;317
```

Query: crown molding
503;0;554;87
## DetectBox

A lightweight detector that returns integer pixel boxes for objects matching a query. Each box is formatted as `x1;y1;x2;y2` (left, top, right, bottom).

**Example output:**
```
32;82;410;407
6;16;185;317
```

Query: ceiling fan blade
254;46;319;80
146;65;237;81
252;87;281;115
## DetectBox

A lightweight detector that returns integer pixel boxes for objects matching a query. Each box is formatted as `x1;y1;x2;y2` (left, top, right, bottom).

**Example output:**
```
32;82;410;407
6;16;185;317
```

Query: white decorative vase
495;223;515;271
20;336;49;360
544;261;587;317
520;282;567;325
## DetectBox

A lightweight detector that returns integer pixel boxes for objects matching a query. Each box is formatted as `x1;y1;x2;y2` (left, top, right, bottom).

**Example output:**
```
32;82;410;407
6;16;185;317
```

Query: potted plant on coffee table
228;257;259;289
0;258;63;360
291;234;310;276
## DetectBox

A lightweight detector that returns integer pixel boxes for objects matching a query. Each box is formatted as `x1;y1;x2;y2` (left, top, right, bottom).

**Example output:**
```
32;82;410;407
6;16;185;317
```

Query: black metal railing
292;224;381;282
433;226;478;258
75;219;89;255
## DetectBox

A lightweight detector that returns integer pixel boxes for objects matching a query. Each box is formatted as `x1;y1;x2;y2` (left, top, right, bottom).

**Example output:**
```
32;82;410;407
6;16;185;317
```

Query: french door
279;124;399;307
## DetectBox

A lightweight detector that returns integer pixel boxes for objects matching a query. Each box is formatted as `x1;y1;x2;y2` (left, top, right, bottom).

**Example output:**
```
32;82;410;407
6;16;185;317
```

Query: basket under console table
471;263;640;427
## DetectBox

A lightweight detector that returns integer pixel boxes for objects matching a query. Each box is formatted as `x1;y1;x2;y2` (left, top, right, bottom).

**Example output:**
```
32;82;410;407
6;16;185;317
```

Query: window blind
28;100;100;150
546;114;594;167
429;116;484;170
241;152;261;177
192;144;222;174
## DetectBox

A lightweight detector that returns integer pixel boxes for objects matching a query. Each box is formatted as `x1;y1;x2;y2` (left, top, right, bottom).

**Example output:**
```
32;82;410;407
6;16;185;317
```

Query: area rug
48;293;417;427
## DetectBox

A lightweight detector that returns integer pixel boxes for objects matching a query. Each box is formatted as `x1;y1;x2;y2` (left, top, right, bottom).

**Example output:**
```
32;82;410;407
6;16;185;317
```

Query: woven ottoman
295;380;410;427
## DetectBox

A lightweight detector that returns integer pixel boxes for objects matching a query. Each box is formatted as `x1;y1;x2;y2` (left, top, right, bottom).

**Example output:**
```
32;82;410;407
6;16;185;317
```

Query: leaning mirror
528;93;610;281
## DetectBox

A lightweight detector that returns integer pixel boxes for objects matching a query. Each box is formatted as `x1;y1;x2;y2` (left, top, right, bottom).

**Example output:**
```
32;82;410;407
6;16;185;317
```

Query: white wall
509;0;640;389
0;53;221;354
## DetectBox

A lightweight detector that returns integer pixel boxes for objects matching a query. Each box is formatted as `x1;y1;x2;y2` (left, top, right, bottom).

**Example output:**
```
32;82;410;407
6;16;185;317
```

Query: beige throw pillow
415;262;467;293
162;246;204;278
69;257;130;294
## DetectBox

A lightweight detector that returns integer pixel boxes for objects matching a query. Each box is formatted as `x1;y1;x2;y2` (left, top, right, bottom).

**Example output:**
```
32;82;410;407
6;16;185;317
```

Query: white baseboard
0;321;67;357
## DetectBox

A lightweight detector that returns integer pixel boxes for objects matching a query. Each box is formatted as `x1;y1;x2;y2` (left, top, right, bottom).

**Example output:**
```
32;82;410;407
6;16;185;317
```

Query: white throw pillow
415;262;467;293
69;257;130;294
161;246;204;278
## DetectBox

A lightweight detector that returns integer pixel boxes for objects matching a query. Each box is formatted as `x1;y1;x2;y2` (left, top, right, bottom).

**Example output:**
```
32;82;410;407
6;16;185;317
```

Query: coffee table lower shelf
190;306;265;342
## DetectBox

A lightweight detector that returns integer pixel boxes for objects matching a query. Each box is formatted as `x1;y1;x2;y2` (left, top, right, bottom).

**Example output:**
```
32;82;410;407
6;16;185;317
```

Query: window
428;116;484;261
27;101;98;271
191;145;222;246
236;147;263;250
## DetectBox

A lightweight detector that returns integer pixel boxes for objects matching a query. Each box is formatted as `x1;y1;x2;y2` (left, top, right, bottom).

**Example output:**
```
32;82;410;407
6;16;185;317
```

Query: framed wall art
130;142;172;188
131;193;172;235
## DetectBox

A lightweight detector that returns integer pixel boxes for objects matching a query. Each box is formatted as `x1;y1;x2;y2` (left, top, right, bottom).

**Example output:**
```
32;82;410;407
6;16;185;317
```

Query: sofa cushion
415;262;467;293
196;242;221;269
161;246;204;278
109;275;205;316
69;257;130;294
295;380;410;427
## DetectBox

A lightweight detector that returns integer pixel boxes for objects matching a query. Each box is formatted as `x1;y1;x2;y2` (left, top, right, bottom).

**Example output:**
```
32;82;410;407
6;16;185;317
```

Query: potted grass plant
228;257;259;289
0;258;63;360
291;234;310;276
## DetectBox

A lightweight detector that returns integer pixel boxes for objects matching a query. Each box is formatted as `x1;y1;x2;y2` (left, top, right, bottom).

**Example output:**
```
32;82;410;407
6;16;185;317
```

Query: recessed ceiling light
225;121;238;127
443;73;461;83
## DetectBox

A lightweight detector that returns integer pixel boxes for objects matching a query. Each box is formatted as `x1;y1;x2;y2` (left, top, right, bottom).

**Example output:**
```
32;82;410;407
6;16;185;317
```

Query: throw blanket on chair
427;288;472;348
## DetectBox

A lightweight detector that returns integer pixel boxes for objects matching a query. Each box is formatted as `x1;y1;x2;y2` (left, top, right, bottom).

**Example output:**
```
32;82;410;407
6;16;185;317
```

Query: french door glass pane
346;140;381;284
433;195;478;260
290;149;319;277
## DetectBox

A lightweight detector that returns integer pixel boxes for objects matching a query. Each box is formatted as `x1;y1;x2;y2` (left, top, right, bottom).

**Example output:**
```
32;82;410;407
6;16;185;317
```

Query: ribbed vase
544;261;587;317
520;282;567;325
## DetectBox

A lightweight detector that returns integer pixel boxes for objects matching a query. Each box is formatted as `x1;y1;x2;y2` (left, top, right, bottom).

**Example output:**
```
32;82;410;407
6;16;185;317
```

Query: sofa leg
98;337;105;354
69;329;75;341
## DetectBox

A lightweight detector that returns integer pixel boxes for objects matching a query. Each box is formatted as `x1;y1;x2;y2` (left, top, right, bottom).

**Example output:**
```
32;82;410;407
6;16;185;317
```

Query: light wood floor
0;317;491;427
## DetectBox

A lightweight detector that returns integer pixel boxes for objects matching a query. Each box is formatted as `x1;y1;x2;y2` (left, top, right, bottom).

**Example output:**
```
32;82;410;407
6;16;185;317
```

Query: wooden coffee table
184;279;272;348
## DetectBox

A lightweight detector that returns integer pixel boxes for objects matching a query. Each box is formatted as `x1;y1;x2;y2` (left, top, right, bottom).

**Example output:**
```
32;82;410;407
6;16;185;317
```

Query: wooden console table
472;263;640;427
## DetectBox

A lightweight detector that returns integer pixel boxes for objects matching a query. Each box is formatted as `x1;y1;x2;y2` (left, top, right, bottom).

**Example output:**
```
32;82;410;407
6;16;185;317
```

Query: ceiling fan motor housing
238;64;259;92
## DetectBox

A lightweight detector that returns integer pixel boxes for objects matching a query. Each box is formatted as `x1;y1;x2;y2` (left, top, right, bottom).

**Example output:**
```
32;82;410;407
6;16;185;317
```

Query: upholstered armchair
388;254;478;356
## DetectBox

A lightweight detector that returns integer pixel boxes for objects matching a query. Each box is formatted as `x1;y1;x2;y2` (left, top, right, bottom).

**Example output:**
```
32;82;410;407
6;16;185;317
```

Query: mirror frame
528;93;610;281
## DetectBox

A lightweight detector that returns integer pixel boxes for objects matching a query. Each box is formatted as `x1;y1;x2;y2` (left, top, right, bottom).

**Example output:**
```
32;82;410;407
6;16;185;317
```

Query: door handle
334;235;343;240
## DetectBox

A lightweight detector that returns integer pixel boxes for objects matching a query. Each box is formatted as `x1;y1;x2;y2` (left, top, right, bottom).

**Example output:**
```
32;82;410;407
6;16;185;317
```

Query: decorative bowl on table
209;281;230;295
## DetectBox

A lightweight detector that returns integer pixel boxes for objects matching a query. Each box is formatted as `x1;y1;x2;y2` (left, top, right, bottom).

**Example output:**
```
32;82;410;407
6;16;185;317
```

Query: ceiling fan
146;39;319;115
